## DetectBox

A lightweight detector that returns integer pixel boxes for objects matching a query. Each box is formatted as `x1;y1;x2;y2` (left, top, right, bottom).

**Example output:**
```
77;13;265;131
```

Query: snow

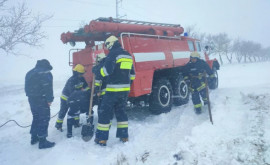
0;62;270;165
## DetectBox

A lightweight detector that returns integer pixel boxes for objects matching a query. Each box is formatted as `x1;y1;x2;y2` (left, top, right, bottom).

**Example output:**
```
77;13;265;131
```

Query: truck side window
196;42;201;52
188;40;195;51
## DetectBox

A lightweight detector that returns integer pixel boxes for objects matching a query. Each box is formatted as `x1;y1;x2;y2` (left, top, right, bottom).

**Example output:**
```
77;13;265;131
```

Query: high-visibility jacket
96;45;136;92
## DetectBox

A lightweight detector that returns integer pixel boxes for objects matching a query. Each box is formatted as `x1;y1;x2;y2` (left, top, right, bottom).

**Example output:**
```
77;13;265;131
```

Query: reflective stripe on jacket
97;46;136;92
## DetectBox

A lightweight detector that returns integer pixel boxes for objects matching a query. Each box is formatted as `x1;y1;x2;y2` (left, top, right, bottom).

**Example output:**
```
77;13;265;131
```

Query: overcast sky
1;0;270;83
25;0;270;45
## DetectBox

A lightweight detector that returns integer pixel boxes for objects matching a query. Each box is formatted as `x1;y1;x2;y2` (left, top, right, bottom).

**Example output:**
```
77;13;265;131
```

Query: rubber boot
203;100;208;106
55;122;63;132
94;138;107;146
120;138;129;143
67;118;73;138
38;137;55;149
195;107;202;115
31;135;39;145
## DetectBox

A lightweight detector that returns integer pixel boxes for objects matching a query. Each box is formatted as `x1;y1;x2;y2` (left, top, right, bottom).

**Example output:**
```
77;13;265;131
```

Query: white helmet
105;36;118;50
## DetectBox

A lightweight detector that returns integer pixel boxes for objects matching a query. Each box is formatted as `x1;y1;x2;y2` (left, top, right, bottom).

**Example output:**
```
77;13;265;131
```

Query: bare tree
261;47;270;61
231;38;243;63
185;24;200;38
185;25;213;54
0;0;51;55
202;34;215;56
238;41;261;63
211;33;231;65
184;25;269;64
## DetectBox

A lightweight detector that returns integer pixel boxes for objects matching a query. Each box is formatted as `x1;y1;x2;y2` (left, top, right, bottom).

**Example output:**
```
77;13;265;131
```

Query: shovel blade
81;124;94;142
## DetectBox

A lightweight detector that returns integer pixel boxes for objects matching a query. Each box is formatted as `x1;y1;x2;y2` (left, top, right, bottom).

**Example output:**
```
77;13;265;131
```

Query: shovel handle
88;57;99;120
88;74;96;119
204;71;213;125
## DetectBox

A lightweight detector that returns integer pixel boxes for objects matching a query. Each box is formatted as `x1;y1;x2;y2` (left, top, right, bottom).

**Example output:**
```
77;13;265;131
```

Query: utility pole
116;0;120;18
116;0;126;19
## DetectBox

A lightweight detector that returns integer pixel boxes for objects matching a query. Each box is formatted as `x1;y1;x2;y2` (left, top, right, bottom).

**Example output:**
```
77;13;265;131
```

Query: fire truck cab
61;17;220;114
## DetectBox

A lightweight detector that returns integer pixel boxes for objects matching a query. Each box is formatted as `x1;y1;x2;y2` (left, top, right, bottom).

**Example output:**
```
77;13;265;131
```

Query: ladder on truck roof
95;17;181;28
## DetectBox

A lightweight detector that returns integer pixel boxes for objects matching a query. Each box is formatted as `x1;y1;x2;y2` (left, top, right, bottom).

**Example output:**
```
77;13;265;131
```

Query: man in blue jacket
25;59;55;149
93;36;135;146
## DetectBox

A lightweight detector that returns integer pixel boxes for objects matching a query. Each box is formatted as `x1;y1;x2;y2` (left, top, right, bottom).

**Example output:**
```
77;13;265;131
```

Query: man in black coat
25;59;55;149
183;52;215;114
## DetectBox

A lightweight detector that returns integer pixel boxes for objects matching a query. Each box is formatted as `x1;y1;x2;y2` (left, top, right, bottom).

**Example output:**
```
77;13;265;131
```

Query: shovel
81;73;96;142
204;72;213;125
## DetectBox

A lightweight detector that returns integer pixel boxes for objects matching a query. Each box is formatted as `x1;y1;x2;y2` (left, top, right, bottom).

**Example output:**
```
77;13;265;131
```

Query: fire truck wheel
149;78;173;115
172;76;190;106
208;67;218;89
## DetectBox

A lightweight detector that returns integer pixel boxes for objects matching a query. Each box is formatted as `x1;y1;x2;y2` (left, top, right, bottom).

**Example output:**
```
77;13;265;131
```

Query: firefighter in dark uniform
25;59;55;149
93;53;114;127
93;36;136;146
183;52;215;114
55;64;90;131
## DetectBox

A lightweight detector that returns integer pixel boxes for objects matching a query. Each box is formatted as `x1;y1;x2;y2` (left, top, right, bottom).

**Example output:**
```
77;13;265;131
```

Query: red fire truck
61;17;220;114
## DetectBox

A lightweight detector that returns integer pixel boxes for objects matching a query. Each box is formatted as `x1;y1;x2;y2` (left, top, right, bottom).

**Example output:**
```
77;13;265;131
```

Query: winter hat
35;59;53;70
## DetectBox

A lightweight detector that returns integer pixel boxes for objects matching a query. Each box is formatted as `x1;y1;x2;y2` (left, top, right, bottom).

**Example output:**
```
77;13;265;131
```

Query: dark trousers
190;79;207;111
66;95;92;134
57;98;69;120
97;95;114;121
96;92;129;140
28;97;50;138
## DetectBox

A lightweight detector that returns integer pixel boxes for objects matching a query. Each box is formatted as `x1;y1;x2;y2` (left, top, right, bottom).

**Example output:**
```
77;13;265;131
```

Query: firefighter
93;35;136;146
183;52;215;114
92;53;114;127
25;59;55;149
55;64;90;131
66;89;91;138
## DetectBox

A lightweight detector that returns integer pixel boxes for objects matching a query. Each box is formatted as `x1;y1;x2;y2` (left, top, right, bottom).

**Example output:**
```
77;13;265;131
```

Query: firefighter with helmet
55;64;91;135
183;52;215;114
93;53;114;130
92;35;136;146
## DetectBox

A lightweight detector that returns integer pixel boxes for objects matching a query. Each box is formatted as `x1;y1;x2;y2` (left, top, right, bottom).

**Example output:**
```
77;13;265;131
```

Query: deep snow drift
0;62;269;165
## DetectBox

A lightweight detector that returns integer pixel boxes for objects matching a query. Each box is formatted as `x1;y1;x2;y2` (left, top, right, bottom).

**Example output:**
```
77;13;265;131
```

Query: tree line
185;25;270;65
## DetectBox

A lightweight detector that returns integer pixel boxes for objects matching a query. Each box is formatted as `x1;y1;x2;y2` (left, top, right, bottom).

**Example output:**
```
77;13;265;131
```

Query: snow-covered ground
0;62;270;165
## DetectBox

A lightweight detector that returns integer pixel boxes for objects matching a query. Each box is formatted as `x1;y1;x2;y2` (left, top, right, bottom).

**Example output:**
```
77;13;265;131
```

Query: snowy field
0;62;270;165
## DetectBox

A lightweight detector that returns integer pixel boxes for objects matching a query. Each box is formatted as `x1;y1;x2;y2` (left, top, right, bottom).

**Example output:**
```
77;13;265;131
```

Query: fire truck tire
172;76;189;106
208;67;218;89
149;78;173;115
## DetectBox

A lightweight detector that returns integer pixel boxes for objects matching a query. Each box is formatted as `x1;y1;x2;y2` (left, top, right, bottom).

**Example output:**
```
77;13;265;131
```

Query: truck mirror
69;41;76;47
